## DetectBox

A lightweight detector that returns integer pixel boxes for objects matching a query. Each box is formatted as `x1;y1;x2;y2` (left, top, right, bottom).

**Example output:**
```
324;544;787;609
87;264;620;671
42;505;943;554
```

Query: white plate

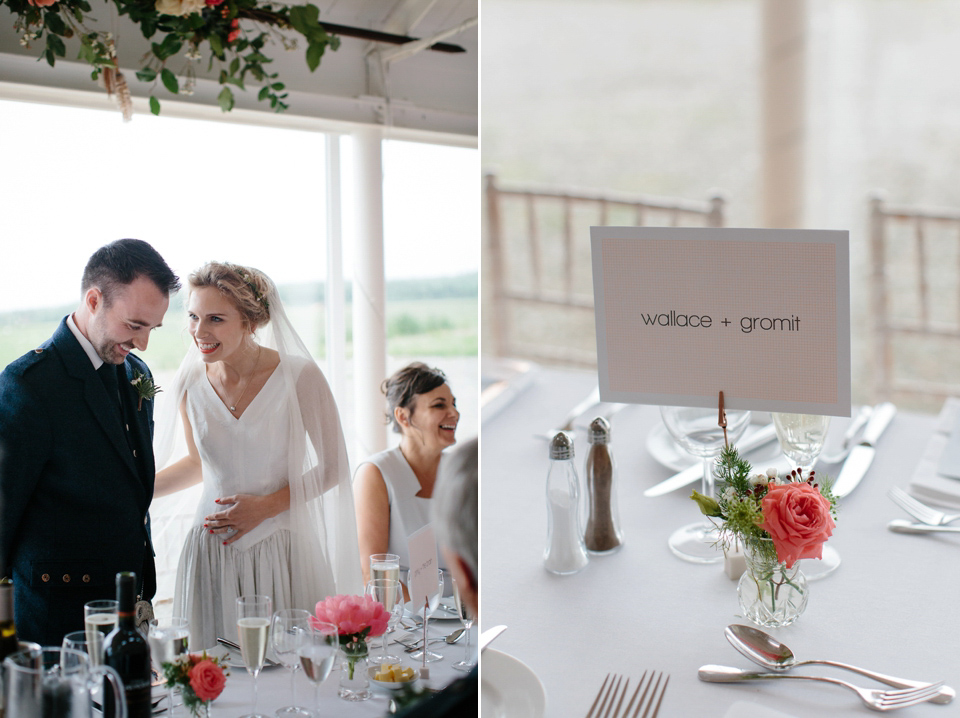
404;596;463;621
481;648;545;718
646;422;781;471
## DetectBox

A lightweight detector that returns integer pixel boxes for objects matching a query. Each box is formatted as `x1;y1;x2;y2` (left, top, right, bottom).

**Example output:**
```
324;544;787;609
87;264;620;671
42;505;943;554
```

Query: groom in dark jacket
0;239;179;646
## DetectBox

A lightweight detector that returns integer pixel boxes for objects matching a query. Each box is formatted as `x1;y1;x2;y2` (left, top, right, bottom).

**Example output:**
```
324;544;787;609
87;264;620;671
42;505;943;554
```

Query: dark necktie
97;362;120;410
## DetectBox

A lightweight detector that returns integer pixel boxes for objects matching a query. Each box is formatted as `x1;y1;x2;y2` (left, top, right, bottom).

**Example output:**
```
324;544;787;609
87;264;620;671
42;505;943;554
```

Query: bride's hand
204;493;274;545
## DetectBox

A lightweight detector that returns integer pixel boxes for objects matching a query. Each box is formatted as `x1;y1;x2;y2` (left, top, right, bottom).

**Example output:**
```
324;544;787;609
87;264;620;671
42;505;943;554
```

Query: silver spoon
403;627;465;652
725;624;954;704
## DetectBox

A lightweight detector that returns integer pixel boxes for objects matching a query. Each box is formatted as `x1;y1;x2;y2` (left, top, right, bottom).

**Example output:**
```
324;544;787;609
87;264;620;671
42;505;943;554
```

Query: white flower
721;487;737;502
155;0;203;16
765;467;778;479
748;473;768;488
155;0;183;15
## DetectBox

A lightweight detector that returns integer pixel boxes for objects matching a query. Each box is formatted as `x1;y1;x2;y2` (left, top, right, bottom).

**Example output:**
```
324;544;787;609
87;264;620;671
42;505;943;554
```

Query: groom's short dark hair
81;239;181;305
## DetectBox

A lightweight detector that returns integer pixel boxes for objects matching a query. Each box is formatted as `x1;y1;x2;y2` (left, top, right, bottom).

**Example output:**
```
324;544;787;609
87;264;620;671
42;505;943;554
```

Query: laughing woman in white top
354;363;460;588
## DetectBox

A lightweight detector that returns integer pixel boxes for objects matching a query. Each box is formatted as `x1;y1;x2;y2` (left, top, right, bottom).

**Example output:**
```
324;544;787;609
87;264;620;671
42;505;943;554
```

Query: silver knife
887;519;960;534
644;423;778;497
479;625;507;654
831;402;897;498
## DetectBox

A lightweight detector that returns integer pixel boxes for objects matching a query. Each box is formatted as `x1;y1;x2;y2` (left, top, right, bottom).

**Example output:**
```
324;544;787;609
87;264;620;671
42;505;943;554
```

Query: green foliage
1;0;338;116
691;444;838;554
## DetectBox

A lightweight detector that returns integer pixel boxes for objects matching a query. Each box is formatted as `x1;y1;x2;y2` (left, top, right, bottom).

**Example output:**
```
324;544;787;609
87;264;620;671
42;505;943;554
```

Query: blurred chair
869;193;960;404
483;173;724;367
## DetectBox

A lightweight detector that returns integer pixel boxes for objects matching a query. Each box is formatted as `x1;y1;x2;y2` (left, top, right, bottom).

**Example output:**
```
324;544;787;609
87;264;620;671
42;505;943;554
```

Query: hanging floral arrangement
2;0;339;118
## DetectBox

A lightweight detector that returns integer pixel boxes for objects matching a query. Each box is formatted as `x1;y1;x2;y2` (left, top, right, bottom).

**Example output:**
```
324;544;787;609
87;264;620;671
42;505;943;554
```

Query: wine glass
660;405;752;563
148;617;190;717
772;412;840;579
236;594;273;718
370;553;402;601
83;599;118;666
271;609;313;717
450;575;475;672
299;622;338;717
365;579;403;665
405;568;444;663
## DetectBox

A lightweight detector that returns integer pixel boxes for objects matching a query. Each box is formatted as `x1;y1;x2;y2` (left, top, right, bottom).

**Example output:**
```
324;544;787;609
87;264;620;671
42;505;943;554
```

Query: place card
591;227;851;416
407;524;439;613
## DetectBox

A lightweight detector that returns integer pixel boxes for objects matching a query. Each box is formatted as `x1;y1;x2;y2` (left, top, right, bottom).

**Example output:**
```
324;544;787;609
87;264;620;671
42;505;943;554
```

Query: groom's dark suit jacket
0;318;157;646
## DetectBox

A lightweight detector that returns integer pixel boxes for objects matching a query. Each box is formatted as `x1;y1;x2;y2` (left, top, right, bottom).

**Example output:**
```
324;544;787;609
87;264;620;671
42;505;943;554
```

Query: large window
0;97;478;605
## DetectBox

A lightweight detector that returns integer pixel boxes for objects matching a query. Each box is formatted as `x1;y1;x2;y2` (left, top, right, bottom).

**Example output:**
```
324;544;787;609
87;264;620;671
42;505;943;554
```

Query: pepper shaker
544;432;589;575
584;417;623;554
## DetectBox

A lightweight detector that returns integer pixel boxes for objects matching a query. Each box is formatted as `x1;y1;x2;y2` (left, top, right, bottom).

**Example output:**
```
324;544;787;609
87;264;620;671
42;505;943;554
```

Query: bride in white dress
153;262;361;647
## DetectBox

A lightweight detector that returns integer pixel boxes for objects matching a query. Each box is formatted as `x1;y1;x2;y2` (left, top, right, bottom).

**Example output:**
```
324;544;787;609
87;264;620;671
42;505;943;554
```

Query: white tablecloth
481;367;960;717
204;622;475;717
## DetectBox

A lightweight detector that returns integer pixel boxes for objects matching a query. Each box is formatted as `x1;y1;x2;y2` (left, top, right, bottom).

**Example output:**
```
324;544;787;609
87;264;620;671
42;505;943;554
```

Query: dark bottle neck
0;583;13;624
114;572;138;628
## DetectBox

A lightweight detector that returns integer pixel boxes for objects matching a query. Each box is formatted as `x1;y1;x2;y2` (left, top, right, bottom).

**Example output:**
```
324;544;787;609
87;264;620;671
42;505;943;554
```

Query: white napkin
723;701;799;718
907;398;960;508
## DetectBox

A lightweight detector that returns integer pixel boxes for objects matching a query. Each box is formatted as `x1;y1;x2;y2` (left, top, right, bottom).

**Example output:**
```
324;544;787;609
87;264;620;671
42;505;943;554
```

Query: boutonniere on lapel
130;371;162;411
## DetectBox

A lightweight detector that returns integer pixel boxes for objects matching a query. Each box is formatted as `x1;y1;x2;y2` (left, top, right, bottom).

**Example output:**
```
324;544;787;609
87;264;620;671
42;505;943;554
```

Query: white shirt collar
66;313;104;370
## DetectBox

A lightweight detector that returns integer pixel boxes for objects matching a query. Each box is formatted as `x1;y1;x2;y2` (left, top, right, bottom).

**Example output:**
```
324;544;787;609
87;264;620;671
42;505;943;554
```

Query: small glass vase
737;539;809;628
338;640;371;701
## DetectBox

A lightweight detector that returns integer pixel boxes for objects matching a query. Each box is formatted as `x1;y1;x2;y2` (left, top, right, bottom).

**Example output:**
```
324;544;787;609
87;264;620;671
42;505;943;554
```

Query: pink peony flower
759;481;836;568
188;659;226;702
311;594;390;639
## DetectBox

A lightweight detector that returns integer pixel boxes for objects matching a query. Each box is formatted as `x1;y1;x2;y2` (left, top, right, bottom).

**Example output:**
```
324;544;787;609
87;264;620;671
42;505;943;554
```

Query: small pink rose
188;659;226;702
759;482;835;568
28;0;58;6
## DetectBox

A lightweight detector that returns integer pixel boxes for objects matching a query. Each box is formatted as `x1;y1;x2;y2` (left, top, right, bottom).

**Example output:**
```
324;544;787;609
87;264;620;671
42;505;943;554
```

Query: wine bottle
104;572;152;718
0;579;18;718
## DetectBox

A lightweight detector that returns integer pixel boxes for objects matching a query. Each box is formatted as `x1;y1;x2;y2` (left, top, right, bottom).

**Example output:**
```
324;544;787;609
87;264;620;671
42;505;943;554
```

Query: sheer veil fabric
152;281;363;620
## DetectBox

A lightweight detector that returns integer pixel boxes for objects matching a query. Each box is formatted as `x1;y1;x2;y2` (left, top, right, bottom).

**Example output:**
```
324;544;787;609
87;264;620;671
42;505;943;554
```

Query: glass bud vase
338;639;371;701
737;539;809;628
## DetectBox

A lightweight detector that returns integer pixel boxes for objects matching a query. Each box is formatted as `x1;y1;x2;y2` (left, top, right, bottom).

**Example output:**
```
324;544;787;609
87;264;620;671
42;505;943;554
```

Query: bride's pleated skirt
173;525;293;649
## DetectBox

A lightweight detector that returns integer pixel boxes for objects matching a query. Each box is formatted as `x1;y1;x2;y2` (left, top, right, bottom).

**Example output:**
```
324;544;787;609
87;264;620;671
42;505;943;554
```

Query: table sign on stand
590;227;852;573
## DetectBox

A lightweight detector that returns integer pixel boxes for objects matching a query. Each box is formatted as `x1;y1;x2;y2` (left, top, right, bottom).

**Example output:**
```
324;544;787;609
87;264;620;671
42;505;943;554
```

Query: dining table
480;365;960;717
195;617;476;717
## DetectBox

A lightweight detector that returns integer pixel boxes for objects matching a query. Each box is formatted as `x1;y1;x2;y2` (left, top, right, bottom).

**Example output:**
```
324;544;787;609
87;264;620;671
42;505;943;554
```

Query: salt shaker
584;417;623;554
544;432;589;575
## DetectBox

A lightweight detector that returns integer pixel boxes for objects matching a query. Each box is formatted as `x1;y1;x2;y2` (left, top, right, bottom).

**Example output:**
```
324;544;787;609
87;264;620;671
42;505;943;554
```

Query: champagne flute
660;405;752;563
237;594;273;718
84;599;118;666
772;412;840;579
149;617;190;717
405;568;444;663
450;575;475;672
299;622;338;717
271;609;313;717
365;579;403;665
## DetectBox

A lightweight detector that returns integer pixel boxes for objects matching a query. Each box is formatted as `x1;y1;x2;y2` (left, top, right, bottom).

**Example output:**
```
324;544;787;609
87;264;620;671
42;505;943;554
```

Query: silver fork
586;672;670;718
888;486;960;525
699;665;944;712
635;672;669;718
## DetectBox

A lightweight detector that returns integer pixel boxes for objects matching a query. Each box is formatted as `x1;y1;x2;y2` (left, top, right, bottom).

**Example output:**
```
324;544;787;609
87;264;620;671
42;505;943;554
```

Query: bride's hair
189;262;273;331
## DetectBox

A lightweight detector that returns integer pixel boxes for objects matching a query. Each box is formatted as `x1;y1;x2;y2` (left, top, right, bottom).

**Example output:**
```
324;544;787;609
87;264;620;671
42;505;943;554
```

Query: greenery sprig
2;0;339;117
691;444;838;562
130;369;161;410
